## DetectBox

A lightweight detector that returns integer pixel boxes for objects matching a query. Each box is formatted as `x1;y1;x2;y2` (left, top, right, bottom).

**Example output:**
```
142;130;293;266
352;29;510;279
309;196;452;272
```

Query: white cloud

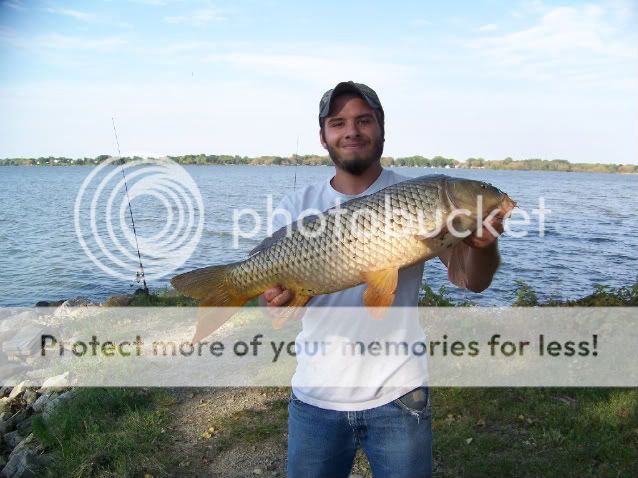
164;8;226;25
44;33;127;50
412;19;432;27
205;51;412;87
478;23;498;32
467;4;637;83
0;25;128;51
45;7;97;22
137;40;219;55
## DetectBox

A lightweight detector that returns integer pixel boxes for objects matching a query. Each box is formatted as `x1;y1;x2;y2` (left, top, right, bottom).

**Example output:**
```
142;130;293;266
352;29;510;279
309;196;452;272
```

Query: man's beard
328;137;384;176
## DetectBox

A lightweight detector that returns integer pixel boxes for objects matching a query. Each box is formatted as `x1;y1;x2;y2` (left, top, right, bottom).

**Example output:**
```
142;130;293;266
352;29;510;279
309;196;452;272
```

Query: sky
0;0;636;164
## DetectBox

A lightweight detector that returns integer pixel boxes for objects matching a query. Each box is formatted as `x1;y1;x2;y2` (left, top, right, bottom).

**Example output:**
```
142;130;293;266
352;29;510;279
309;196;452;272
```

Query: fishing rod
293;135;299;191
111;117;149;296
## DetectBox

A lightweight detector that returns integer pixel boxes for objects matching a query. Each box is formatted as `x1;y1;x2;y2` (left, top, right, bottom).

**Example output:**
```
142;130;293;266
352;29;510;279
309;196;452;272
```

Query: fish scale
230;177;462;296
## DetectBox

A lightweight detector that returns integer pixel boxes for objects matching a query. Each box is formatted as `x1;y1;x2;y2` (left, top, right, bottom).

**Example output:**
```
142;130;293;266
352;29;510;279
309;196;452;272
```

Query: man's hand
259;286;292;307
462;213;505;249
440;212;507;292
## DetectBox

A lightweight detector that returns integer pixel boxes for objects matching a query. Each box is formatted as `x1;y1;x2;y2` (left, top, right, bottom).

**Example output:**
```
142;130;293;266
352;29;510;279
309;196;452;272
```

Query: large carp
172;174;515;340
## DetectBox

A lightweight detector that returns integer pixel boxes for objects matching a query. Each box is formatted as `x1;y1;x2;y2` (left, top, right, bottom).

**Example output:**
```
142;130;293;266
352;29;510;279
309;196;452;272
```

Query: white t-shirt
272;168;428;411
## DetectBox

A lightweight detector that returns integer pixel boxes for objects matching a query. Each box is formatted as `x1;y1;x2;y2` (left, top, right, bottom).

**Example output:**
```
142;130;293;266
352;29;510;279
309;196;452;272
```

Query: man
262;81;503;478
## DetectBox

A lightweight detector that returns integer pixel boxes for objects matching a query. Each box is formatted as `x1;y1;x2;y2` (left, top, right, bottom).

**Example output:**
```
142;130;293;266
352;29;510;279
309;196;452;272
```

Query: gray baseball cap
318;81;384;126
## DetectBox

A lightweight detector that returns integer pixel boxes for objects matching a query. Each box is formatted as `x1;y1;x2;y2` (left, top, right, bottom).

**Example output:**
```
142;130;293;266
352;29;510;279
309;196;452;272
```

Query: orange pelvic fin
361;268;399;319
272;294;311;330
192;305;239;343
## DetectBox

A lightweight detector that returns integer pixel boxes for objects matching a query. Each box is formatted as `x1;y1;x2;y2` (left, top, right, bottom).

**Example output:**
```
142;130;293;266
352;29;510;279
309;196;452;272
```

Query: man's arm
438;215;505;293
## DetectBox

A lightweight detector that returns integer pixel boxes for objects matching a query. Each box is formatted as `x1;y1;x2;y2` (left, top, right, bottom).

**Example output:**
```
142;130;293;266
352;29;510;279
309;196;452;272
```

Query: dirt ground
163;387;372;478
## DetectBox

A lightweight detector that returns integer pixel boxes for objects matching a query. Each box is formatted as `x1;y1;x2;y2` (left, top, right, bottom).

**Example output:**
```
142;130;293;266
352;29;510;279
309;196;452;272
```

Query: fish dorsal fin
361;268;399;319
271;293;311;329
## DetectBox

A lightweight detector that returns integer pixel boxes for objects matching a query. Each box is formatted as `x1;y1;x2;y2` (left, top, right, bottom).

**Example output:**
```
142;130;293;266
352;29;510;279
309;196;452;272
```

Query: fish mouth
499;194;517;218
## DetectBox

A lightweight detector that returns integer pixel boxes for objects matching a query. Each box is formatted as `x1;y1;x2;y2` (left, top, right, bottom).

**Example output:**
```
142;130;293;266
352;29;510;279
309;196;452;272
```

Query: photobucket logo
232;195;550;247
74;155;204;281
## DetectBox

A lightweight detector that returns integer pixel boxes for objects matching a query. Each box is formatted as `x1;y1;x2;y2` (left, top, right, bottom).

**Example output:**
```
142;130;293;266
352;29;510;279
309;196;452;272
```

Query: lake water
0;165;636;307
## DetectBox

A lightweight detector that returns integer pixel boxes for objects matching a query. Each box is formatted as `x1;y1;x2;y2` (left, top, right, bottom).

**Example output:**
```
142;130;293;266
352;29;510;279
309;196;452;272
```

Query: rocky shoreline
0;294;137;478
0;380;74;477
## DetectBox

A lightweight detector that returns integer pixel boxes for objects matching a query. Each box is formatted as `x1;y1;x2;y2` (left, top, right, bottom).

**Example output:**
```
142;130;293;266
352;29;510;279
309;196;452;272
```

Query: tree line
0;154;636;174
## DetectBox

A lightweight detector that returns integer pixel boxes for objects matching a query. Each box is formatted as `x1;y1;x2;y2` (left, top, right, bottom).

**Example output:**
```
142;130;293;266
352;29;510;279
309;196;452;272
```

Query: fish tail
171;263;255;342
171;263;248;306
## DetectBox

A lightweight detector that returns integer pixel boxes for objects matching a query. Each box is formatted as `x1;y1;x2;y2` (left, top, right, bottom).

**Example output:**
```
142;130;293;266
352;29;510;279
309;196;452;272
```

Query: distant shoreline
1;154;637;174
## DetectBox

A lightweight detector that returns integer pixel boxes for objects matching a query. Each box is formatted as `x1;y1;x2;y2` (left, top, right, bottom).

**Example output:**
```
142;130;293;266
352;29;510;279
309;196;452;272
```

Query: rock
21;391;37;408
2;325;44;360
0;387;12;398
103;295;134;307
16;416;32;435
1;434;52;478
34;300;64;308
0;397;11;414
53;297;99;317
7;383;26;401
30;393;53;414
42;390;75;418
4;430;25;448
0;410;27;434
253;468;263;475
37;372;70;393
62;297;98;307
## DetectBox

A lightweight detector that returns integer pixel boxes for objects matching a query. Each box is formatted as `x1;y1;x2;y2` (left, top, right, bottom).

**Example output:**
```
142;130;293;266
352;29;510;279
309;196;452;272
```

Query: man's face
320;94;384;176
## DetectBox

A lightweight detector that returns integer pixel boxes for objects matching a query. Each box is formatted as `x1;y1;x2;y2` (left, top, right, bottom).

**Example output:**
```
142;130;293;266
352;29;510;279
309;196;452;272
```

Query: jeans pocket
394;387;430;415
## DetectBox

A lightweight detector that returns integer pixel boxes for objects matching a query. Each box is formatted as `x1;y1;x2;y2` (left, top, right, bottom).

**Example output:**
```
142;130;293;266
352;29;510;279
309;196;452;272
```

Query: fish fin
171;263;244;305
192;292;250;343
192;306;239;343
361;268;399;319
272;294;311;329
445;241;468;289
171;264;252;343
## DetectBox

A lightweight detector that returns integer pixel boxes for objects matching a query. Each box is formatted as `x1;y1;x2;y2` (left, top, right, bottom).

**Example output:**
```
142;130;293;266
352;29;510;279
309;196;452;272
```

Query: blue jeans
287;388;432;478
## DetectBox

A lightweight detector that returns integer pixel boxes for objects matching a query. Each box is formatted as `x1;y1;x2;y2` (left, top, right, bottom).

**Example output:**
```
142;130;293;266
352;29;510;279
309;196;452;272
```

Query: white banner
0;307;635;387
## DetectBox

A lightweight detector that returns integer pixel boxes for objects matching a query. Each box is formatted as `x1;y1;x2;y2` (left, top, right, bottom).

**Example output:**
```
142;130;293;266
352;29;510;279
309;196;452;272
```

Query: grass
419;281;638;307
431;387;638;477
128;288;199;307
32;388;174;478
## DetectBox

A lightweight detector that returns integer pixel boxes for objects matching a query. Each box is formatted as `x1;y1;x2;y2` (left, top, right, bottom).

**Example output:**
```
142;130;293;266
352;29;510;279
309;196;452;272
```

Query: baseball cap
318;81;384;126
